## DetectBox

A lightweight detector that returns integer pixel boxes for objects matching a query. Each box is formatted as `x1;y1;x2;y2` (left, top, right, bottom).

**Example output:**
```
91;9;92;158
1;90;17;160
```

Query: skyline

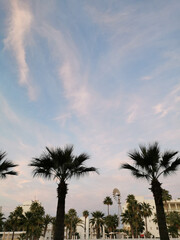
0;0;180;217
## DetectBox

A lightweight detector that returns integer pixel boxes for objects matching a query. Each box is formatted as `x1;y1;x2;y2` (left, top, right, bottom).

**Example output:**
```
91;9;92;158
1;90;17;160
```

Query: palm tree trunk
107;205;109;215
145;217;148;236
11;230;15;240
84;217;86;239
97;226;100;239
130;224;134;238
151;179;169;240
54;181;67;240
43;225;47;237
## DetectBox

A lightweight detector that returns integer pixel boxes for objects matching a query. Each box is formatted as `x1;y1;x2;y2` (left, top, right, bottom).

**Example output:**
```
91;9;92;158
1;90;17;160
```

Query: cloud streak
4;0;35;100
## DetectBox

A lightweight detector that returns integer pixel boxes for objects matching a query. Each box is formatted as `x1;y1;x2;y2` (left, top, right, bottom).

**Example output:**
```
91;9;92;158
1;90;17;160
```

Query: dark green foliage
20;201;45;240
42;214;53;237
104;214;118;235
103;196;113;215
90;211;105;239
141;202;152;237
0;212;5;231
64;209;82;239
121;195;144;238
4;206;25;240
166;211;180;237
83;210;89;239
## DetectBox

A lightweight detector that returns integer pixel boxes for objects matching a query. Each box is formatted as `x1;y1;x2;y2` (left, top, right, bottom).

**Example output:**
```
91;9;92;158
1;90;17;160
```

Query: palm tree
29;145;98;240
121;210;134;237
83;210;89;239
103;196;113;215
121;195;144;238
141;202;152;237
64;209;82;239
162;189;172;212
121;142;180;240
64;214;71;239
0;151;18;179
43;214;53;237
104;214;118;235
0;212;5;231
166;211;180;238
90;211;104;239
5;206;24;240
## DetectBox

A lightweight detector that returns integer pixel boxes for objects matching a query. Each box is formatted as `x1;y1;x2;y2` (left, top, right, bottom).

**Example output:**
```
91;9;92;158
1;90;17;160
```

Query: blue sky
0;0;180;217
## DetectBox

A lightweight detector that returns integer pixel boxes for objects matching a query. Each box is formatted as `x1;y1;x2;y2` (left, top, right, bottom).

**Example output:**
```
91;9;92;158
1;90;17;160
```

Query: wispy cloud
39;24;92;116
0;94;20;124
4;0;35;100
127;104;139;123
140;76;152;81
153;84;180;118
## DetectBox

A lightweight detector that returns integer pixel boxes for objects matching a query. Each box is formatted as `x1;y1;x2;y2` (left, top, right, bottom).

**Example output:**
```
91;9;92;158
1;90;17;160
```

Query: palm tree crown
121;142;180;181
83;210;89;239
103;196;113;215
30;145;98;181
141;202;152;237
90;211;105;239
121;142;180;240
0;151;18;179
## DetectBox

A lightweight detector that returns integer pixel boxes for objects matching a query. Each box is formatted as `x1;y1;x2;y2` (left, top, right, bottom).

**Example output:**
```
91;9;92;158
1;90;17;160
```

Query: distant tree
51;217;56;239
68;209;77;239
141;202;152;237
103;196;113;215
0;212;5;231
43;214;53;237
166;211;180;238
121;142;180;240
29;145;98;240
23;201;45;240
90;211;104;239
4;206;24;240
83;210;89;239
162;189;172;212
0;151;18;179
121;195;144;238
65;209;82;239
104;214;118;235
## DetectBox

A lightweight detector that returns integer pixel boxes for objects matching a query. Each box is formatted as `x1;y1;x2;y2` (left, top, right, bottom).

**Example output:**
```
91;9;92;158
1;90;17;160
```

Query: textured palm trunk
11;230;15;240
43;224;47;237
84;217;86;239
151;179;169;240
54;181;67;240
97;226;100;239
130;224;134;238
145;217;148;236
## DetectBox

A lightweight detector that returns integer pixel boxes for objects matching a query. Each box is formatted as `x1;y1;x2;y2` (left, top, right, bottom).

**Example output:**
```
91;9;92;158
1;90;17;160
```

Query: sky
0;0;180;218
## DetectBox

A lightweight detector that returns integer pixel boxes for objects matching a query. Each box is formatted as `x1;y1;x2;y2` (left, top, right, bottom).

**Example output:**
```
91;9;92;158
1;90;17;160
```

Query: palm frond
0;171;18;179
128;150;145;168
161;157;180;177
128;142;160;176
121;163;150;180
160;151;179;168
29;155;53;179
0;151;18;178
70;166;99;179
0;151;6;161
73;153;90;166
